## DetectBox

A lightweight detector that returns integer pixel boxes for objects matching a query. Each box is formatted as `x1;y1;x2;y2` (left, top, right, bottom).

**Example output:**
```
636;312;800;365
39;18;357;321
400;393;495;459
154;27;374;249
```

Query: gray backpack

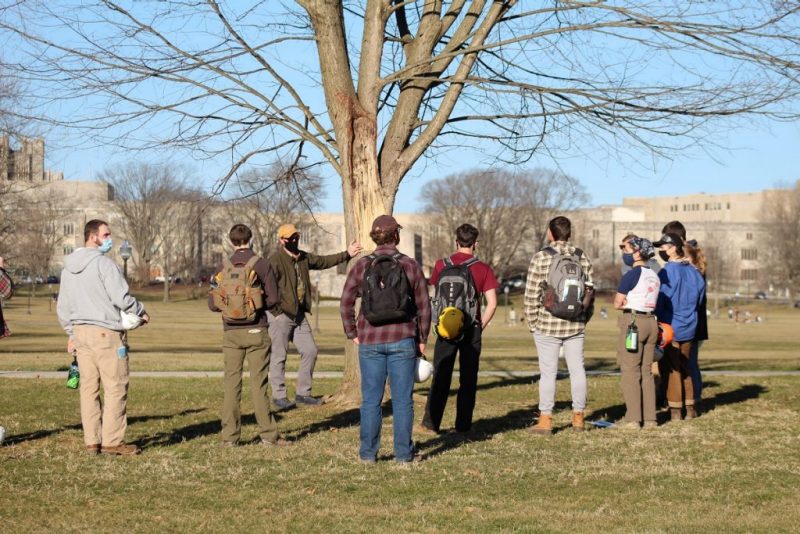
542;247;586;320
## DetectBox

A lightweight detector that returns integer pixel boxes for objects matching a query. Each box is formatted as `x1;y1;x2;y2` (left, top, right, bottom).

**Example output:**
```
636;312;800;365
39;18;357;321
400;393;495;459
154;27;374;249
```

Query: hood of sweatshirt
63;247;103;274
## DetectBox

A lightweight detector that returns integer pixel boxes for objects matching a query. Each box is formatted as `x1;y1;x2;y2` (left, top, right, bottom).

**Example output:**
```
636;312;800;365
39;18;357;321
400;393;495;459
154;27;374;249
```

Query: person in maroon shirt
420;223;498;434
340;215;431;463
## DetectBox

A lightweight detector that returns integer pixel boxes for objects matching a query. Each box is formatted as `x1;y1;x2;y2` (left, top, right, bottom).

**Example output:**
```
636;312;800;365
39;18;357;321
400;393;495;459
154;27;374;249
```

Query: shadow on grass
4;408;206;446
705;383;767;412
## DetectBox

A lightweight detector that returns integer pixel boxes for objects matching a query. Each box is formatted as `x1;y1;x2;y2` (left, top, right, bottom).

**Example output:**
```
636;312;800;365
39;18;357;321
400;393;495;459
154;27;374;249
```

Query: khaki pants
222;328;277;443
616;314;658;424
73;325;129;447
267;313;318;399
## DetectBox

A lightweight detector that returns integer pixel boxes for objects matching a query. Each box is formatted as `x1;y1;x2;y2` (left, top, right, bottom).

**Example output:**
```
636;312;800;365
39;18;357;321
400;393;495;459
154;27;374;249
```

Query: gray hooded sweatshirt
57;247;146;337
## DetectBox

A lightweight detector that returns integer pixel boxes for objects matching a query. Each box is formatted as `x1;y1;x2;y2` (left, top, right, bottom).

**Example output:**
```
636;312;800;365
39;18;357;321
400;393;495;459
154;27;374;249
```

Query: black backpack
361;253;413;326
542;247;587;320
432;257;479;332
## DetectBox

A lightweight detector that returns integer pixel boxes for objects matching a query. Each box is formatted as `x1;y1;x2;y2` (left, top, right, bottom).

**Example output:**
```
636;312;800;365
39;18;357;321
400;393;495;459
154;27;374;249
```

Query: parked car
46;275;60;284
500;274;527;295
754;291;768;300
794;300;800;309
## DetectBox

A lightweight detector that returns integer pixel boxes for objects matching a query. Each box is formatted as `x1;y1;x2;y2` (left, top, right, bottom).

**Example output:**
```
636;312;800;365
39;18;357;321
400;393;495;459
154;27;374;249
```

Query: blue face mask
622;253;635;267
99;238;113;254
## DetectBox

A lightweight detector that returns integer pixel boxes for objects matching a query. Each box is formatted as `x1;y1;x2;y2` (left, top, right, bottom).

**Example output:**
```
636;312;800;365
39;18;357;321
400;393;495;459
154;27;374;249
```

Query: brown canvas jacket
268;248;349;318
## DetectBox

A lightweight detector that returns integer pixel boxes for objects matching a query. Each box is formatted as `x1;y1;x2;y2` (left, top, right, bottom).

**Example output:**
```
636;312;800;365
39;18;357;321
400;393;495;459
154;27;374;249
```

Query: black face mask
659;251;670;262
284;240;300;254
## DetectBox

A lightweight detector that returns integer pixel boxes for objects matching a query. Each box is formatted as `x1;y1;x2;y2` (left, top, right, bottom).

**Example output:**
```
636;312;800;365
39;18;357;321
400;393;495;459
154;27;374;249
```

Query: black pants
422;325;482;432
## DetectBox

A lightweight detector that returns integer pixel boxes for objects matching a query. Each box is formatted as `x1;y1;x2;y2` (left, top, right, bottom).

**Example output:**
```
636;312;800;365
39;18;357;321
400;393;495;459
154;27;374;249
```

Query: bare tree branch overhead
3;0;800;401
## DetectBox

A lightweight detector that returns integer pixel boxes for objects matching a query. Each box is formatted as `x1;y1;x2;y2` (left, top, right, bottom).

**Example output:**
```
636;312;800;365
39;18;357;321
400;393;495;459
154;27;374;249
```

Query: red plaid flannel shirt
0;268;12;300
340;245;431;345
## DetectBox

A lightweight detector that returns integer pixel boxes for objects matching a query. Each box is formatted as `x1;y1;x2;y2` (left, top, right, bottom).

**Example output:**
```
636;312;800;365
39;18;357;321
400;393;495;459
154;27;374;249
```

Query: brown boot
572;411;585;432
528;413;553;435
670;408;683;421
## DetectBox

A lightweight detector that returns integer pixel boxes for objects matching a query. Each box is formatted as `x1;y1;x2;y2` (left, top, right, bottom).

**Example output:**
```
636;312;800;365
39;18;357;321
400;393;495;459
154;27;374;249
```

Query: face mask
99;238;113;254
658;250;670;262
284;240;300;254
622;253;635;267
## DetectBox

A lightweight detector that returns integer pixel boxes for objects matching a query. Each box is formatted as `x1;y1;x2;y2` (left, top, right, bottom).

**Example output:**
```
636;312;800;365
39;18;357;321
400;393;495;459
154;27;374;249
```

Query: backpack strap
543;247;557;257
243;255;260;271
461;257;479;268
223;257;235;270
443;256;453;267
574;248;583;259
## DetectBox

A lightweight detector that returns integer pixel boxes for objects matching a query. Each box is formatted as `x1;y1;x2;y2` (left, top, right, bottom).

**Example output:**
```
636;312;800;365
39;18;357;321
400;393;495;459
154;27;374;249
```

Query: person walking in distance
268;223;362;410
524;216;595;435
420;223;498;435
209;224;289;447
340;215;431;464
57;220;149;455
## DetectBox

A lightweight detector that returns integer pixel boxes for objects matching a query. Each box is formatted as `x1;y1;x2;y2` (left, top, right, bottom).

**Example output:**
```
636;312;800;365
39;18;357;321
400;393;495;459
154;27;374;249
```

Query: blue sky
49;114;800;213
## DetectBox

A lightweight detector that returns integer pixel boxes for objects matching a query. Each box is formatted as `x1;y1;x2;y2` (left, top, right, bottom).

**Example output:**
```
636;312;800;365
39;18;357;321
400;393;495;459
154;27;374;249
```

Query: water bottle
66;354;80;389
625;318;639;352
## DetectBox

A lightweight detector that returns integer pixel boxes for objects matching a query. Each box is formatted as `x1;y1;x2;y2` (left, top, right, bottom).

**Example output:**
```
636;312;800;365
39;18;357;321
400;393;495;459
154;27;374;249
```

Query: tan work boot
572;411;585;432
528;413;553;435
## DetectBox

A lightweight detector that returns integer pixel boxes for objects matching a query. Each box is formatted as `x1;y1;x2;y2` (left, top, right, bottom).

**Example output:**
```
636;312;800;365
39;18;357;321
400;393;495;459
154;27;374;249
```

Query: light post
119;240;132;282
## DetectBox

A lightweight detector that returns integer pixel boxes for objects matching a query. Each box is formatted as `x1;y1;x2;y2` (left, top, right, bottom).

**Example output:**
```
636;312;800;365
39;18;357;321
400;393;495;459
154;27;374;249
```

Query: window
63;246;73;255
211;252;223;265
741;248;758;261
746;232;753;240
727;202;731;209
210;231;222;245
300;228;312;245
591;229;600;239
63;223;74;236
740;269;758;281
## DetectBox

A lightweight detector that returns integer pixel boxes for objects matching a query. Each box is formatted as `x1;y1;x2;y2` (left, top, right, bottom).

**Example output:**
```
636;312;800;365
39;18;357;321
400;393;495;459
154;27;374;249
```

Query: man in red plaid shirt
0;256;13;338
340;215;431;464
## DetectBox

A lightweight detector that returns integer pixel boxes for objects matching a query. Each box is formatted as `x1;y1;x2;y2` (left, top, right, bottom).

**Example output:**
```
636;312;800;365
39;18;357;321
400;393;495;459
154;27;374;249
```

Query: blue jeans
358;337;416;462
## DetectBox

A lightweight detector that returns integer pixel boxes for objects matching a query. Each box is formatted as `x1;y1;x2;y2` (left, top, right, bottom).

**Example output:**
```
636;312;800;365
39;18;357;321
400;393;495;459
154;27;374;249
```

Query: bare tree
99;162;194;286
158;188;208;302
225;162;325;257
3;1;800;401
762;180;800;304
421;168;587;277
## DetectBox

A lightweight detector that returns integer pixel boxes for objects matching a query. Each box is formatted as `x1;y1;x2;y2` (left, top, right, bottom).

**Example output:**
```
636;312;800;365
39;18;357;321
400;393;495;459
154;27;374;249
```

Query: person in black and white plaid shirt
524;216;594;435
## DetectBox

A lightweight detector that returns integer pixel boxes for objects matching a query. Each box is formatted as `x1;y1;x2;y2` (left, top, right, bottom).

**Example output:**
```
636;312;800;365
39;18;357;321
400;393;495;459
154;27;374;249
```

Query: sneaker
222;440;239;447
85;444;101;455
260;436;292;447
295;395;323;406
273;397;296;410
643;421;658;429
572;411;586;432
670;408;683;421
101;443;141;456
528;413;553;435
685;406;697;420
359;456;377;465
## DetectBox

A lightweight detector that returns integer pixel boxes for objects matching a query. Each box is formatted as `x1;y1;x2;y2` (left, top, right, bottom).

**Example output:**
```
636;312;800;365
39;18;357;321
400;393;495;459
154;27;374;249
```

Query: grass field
1;375;799;531
2;292;800;532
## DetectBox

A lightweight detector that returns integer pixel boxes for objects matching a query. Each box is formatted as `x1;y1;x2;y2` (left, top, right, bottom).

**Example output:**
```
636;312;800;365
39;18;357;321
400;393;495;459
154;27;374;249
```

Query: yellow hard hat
436;307;465;340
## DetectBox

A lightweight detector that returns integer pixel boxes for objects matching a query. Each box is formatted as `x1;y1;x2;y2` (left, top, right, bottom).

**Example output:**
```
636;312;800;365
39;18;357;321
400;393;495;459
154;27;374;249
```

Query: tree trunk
334;119;392;406
163;273;171;302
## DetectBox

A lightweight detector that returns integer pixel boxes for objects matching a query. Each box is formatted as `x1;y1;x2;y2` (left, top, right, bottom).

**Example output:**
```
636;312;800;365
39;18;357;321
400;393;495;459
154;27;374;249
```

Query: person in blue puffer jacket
653;233;705;422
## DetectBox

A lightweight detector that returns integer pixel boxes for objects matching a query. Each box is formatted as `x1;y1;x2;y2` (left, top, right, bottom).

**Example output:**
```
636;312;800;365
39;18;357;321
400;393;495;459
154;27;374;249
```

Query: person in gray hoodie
57;219;149;456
